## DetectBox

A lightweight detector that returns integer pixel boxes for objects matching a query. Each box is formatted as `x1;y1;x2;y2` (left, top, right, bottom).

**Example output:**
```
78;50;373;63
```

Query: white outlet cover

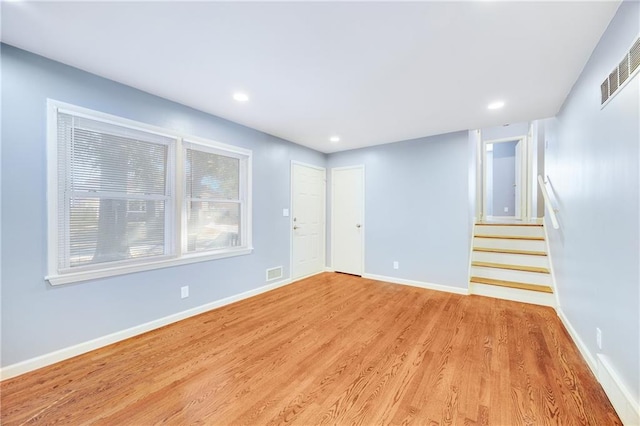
596;327;602;349
283;208;289;217
181;286;189;299
393;261;399;269
504;207;509;212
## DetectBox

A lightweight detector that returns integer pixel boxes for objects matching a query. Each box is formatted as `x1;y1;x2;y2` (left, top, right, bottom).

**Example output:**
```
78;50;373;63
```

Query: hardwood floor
1;273;620;425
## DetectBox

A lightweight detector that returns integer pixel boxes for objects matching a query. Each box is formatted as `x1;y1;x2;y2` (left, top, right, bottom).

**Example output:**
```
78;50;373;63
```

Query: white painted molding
597;354;640;426
363;273;468;295
556;308;597;374
542;216;562;309
0;277;293;381
324;267;335;272
557;308;640;425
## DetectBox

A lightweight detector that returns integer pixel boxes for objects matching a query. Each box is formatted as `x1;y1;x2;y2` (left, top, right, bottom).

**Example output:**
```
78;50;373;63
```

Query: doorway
331;165;364;275
291;162;326;280
482;137;528;221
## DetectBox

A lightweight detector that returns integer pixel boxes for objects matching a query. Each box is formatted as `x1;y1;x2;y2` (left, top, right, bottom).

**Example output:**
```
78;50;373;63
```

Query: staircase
469;222;556;307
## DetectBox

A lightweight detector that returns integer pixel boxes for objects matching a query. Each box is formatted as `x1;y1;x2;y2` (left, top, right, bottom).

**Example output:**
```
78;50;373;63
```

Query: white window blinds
56;112;175;270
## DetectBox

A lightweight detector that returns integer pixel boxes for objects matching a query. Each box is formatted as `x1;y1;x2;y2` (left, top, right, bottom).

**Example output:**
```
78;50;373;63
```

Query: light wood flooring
1;273;620;425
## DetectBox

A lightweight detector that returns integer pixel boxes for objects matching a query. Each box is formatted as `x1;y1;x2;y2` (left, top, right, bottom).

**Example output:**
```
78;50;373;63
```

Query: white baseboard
324;267;335;272
557;308;639;425
557;308;597;374
0;277;294;381
362;273;468;295
597;354;640;426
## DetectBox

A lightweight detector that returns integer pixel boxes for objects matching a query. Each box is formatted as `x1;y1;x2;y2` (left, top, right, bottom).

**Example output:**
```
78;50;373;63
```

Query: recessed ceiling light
233;93;249;102
488;101;505;110
329;136;340;143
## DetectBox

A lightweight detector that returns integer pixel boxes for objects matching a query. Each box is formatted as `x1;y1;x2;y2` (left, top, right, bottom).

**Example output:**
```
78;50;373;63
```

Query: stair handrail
538;175;559;229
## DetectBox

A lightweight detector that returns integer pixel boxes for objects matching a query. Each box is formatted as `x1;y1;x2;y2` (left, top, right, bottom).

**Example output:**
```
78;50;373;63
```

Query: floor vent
601;36;640;106
266;266;283;282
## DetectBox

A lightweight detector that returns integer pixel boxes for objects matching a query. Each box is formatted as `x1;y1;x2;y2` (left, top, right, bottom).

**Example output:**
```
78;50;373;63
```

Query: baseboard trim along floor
0;276;294;381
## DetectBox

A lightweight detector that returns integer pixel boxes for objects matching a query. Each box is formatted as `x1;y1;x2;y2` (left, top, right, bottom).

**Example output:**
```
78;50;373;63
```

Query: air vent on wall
266;266;283;282
601;35;640;106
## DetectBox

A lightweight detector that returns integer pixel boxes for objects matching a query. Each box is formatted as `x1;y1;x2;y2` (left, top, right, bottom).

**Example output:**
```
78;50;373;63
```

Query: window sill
46;247;254;286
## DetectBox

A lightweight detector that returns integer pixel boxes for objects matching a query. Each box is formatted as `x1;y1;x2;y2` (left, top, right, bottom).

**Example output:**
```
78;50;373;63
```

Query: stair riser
471;266;552;286
472;251;550;268
475;225;544;237
473;237;546;252
469;283;556;307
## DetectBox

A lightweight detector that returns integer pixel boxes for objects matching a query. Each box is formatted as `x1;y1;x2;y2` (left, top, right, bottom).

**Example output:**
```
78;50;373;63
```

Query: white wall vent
266;266;283;282
601;36;640;106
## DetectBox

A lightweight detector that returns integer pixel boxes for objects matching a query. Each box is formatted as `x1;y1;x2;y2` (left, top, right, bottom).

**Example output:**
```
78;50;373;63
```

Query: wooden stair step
473;247;547;256
476;223;542;227
470;276;553;293
472;261;550;274
475;234;545;241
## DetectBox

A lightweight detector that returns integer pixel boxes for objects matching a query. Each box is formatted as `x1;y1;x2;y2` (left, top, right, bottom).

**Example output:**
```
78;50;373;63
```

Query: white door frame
481;136;529;221
290;161;326;280
330;165;365;275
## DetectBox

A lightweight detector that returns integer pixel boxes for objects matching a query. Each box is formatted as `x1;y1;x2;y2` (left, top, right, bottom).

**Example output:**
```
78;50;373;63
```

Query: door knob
293;225;299;230
356;224;362;228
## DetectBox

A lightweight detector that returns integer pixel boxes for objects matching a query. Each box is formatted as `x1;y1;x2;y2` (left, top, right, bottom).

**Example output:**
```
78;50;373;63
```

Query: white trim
290;161;327;281
0;276;294;381
324;267;335;272
556;309;640;425
290;160;326;172
330;165;366;276
542;216;561;308
363;273;469;295
556;308;598;374
47;248;253;285
481;135;529;221
597;354;640;426
466;219;477;293
46;99;254;285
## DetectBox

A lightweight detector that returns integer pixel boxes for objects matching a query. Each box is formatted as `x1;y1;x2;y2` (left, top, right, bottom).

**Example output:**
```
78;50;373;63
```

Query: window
184;143;247;253
47;100;252;285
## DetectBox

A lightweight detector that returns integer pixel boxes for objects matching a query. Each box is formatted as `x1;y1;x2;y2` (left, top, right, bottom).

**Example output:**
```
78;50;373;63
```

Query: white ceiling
1;1;620;153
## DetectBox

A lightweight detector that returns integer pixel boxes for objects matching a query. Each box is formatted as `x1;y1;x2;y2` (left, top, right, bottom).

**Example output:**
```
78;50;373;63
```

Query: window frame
46;100;253;286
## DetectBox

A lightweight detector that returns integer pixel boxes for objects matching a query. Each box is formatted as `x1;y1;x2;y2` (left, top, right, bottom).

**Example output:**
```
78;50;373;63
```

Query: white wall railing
538;175;559;229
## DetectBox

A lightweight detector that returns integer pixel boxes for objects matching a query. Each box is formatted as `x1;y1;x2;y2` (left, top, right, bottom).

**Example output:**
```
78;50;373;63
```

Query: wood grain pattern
470;276;554;293
475;234;545;241
476;223;542;227
1;273;620;425
471;261;550;274
473;247;547;256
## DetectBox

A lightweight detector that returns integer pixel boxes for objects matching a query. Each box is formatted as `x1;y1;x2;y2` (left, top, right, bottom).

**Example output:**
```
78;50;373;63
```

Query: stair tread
476;223;542;227
475;234;545;241
470;276;553;293
473;247;547;256
471;261;550;274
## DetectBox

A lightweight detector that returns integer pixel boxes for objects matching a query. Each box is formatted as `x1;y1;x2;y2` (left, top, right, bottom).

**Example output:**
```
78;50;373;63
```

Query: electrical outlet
181;286;189;299
596;327;602;350
504;207;509;213
393;261;399;270
282;208;289;217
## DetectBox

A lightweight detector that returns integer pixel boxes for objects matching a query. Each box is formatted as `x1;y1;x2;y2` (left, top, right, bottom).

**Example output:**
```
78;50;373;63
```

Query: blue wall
545;0;639;402
326;132;471;289
0;45;325;366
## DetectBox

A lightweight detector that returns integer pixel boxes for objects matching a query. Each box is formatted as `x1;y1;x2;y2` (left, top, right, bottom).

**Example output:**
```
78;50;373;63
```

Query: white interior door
332;166;364;275
291;163;325;280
